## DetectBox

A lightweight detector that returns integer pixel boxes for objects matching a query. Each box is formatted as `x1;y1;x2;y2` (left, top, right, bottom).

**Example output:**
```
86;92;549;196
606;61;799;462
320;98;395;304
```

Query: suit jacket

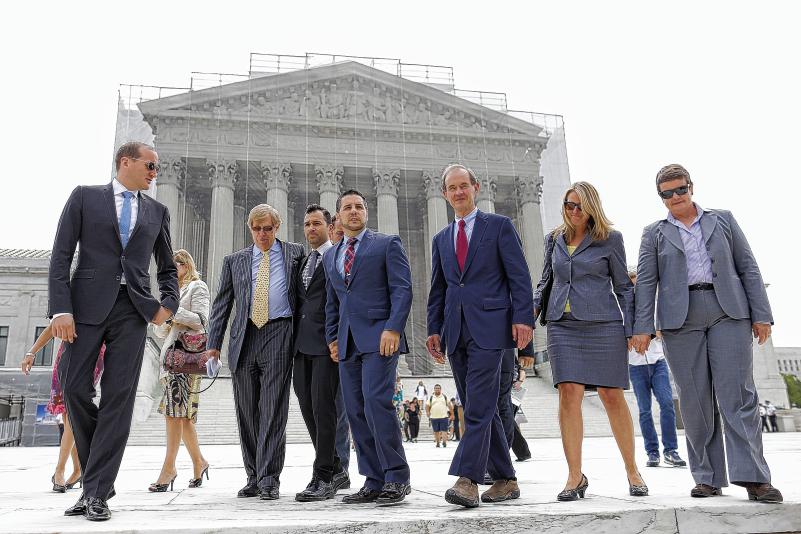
293;251;329;356
533;230;634;336
427;210;534;352
207;240;305;372
323;230;412;359
633;208;772;334
48;184;179;324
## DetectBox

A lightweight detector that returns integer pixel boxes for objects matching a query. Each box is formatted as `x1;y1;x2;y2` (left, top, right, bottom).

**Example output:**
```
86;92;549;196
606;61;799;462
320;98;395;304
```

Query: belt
248;316;291;326
688;283;714;291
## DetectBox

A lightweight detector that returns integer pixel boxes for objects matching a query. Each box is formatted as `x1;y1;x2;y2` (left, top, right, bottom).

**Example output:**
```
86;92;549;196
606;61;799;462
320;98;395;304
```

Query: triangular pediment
138;61;543;138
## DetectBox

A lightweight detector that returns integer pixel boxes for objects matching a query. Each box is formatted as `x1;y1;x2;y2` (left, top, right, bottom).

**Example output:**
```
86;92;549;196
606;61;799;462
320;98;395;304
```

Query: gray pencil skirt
546;312;629;389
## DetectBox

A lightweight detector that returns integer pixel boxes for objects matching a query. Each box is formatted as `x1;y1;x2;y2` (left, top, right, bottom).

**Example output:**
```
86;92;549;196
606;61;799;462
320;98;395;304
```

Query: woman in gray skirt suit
533;182;647;501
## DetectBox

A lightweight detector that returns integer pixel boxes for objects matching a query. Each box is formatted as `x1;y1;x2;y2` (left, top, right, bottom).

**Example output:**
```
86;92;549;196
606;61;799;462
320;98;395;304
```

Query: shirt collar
252;239;282;258
314;240;333;254
454;206;478;225
112;178;139;197
667;202;704;228
345;227;368;244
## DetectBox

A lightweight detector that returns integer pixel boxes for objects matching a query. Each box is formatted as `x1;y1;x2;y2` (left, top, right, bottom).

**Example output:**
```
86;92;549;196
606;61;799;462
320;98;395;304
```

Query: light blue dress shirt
666;203;714;285
336;227;369;279
250;241;291;319
452;206;479;251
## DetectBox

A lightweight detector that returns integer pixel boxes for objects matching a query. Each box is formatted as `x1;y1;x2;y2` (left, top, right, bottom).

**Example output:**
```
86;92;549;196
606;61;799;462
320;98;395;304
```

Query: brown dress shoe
744;483;783;503
481;479;520;503
690;484;722;498
445;476;479;508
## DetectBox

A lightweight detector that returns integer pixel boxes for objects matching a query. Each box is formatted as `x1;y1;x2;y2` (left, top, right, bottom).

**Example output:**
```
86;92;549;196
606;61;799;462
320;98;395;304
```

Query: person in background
426;384;451;448
759;403;769;432
405;398;421;443
764;401;778;432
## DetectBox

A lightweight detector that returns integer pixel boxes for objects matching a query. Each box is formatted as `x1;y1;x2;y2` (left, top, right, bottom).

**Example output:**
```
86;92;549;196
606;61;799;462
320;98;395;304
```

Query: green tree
782;373;801;408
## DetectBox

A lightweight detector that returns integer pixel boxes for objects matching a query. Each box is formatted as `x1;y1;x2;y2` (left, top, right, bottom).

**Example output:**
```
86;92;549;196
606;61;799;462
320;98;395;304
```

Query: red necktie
344;237;357;284
456;219;468;271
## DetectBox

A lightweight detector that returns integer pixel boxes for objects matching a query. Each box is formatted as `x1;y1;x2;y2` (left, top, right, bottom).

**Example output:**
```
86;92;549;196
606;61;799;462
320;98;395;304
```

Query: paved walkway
1;433;799;533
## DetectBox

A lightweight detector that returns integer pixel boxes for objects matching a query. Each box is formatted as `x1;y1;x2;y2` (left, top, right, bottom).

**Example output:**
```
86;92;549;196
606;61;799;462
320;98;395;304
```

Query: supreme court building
117;53;572;375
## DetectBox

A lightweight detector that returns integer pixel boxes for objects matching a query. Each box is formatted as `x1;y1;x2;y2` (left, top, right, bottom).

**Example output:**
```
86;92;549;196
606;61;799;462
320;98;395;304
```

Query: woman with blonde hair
533;182;647;501
148;249;211;491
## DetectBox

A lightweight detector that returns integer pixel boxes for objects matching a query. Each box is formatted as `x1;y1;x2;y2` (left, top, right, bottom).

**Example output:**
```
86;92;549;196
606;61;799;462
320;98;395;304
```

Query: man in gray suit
632;164;782;503
207;204;304;500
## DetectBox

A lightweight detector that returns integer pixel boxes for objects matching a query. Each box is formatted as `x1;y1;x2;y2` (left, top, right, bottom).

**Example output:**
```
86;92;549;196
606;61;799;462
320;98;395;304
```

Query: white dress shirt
628;337;666;366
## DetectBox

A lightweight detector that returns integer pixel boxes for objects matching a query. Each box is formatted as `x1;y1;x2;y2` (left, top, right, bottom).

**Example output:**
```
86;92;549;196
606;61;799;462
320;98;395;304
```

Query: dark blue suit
427;210;534;482
323;229;412;489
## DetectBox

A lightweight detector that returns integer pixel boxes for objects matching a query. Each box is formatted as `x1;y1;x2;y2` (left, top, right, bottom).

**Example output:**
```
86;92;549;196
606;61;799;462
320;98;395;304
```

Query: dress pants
510;415;531;460
339;342;409;491
488;349;516;475
293;352;341;482
232;319;293;489
448;319;515;483
661;289;771;488
334;389;351;471
59;286;147;499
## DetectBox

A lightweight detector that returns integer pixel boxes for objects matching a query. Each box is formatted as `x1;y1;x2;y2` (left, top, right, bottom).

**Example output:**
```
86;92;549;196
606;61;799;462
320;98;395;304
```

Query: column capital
373;168;400;197
422;170;443;200
158;156;186;188
315;165;344;195
261;162;292;192
476;174;497;204
207;159;239;190
515;175;544;205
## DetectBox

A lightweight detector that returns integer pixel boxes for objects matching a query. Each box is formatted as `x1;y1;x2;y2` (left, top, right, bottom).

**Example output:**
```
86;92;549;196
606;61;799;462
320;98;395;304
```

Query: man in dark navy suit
49;141;179;521
323;189;413;506
427;164;534;507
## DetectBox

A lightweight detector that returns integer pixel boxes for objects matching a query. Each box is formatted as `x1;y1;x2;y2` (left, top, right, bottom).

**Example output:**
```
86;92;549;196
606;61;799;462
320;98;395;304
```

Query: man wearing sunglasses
48;141;179;521
631;164;781;503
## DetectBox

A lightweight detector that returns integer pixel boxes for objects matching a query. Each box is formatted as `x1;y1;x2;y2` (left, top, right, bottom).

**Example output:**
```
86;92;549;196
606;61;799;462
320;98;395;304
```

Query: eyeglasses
658;185;690;199
251;225;275;233
129;157;161;173
563;201;582;212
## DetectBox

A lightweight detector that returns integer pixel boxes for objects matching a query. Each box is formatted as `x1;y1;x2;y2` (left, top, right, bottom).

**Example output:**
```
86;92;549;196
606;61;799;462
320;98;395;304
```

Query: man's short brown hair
115;141;154;171
655;164;692;190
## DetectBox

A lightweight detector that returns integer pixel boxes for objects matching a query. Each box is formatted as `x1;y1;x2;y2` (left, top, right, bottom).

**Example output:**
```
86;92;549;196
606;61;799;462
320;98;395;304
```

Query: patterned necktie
119;191;134;248
302;250;318;290
344;237;357;284
456;219;468;271
251;251;270;328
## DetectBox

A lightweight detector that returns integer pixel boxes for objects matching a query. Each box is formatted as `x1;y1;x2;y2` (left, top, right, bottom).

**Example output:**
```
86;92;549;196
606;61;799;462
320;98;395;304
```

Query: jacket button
115;275;121;281
347;290;351;294
459;283;464;287
121;255;125;260
301;314;306;319
712;273;717;278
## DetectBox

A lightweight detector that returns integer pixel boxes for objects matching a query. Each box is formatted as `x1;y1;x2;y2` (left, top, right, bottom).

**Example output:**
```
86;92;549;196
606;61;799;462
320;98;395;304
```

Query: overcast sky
2;1;799;345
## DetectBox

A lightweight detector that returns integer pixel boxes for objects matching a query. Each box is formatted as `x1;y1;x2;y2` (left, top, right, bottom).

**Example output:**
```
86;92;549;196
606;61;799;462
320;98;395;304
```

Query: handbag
538;233;557;326
163;319;219;393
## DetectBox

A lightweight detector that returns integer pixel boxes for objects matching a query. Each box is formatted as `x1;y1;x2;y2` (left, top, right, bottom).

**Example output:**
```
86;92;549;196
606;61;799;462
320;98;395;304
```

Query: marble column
192;217;207;277
515;172;547;352
206;160;239;294
423;170;448;270
315;165;344;214
155;157;185;243
476;174;497;214
262;162;292;241
373;168;401;235
233;206;246;252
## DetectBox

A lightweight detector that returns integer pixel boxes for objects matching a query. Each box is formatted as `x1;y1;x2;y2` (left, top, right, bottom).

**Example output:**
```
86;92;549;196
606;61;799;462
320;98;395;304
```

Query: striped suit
208;240;304;490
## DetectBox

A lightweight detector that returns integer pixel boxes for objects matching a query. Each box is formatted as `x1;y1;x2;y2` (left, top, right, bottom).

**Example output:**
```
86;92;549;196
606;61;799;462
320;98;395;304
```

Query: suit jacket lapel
348;230;374;284
103;184;122;247
240;247;252;305
659;221;685;254
700;210;718;244
127;193;148;244
570;232;593;257
460;211;488;278
445;222;460;277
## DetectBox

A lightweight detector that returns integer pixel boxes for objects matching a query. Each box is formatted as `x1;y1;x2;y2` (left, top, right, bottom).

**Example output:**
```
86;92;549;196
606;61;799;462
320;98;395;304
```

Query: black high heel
51;474;66;493
148;474;177;492
65;475;83;490
628;472;649;496
557;474;588;501
188;464;210;488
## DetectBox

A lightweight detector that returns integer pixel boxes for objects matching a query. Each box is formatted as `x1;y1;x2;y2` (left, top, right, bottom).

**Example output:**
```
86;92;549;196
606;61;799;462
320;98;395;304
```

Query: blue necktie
119;191;134;248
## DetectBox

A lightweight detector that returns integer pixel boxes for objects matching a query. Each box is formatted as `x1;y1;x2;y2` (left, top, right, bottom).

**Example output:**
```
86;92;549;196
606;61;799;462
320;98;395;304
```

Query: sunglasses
130;157;161;173
251;225;275;233
563;201;582;212
658;185;690;199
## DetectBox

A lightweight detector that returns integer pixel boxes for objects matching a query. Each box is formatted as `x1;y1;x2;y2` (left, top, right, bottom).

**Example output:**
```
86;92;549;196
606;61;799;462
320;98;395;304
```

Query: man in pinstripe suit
207;204;304;500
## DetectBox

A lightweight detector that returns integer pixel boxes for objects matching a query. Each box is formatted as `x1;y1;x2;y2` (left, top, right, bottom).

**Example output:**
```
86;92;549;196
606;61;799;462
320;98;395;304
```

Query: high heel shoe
188;464;210;488
628;472;649;496
148;474;177;492
51;474;66;493
65;475;83;490
557;474;588;501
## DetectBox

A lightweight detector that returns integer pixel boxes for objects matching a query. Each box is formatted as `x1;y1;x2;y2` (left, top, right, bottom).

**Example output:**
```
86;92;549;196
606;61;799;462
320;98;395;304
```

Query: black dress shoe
376;482;411;506
332;469;351;491
64;494;87;516
52;474;66;493
259;486;280;500
296;480;336;502
237;482;260;498
341;486;381;504
557;474;589;502
85;497;111;521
